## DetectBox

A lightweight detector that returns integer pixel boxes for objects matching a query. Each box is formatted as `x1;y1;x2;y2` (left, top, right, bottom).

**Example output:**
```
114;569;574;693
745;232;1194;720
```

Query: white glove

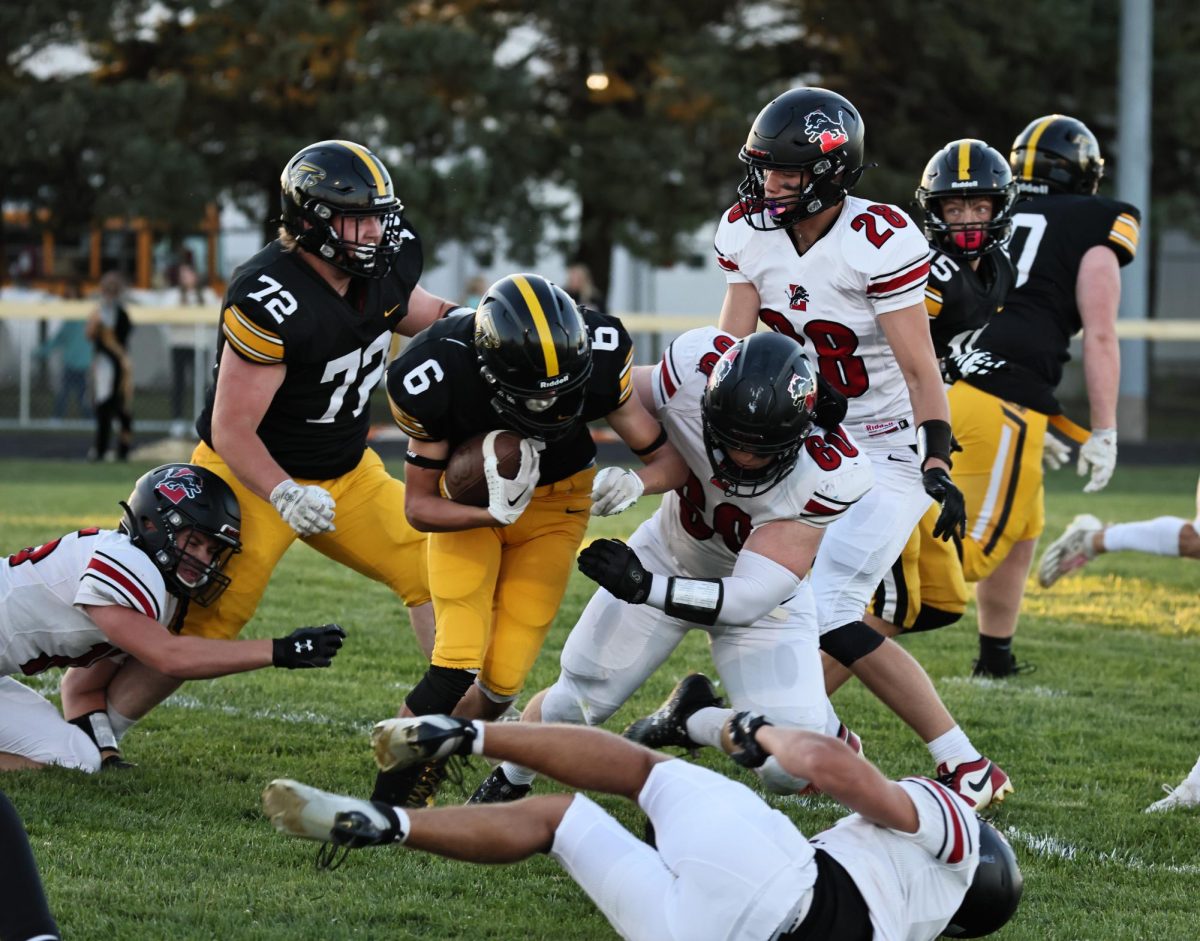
590;466;644;517
270;479;336;535
1042;431;1072;472
1077;428;1117;493
484;431;540;525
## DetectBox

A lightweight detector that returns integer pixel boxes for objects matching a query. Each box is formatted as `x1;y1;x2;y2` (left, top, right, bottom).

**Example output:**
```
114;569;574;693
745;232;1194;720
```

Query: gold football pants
428;467;595;698
949;381;1047;583
183;443;430;639
873;500;968;630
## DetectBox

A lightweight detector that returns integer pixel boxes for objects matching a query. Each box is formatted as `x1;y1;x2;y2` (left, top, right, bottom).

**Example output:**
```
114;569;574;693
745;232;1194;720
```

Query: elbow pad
650;550;801;626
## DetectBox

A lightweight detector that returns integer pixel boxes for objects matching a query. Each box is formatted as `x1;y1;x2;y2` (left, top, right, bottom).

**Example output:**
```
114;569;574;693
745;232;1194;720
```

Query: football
441;431;526;506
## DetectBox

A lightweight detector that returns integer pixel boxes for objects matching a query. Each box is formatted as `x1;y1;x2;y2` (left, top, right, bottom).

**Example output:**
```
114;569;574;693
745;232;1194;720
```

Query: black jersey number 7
1007;212;1048;289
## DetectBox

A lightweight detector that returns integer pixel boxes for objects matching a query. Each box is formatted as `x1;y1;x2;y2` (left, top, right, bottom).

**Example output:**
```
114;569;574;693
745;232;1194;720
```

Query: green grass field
1;458;1198;940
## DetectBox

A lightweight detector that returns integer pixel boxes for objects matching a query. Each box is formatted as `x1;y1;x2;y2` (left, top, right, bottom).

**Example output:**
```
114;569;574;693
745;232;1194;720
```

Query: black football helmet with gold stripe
473;273;593;441
916;139;1018;259
1010;115;1104;196
280;140;405;278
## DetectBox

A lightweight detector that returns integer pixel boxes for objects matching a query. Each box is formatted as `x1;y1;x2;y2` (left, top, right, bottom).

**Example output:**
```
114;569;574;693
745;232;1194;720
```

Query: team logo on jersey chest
787;284;809;311
155;467;204;505
803;109;849;153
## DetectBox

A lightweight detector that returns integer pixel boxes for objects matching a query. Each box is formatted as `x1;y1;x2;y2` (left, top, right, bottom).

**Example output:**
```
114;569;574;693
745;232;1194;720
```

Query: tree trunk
575;191;615;311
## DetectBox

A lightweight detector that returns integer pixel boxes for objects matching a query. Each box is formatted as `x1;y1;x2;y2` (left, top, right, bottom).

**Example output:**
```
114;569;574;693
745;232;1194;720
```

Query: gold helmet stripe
512;274;560;377
336;140;388;197
957;140;973;181
1021;116;1058;180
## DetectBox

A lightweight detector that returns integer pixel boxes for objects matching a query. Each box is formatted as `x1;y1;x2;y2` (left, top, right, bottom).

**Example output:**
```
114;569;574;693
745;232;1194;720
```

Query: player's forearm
755;726;918;831
147;636;274;680
636;445;689;495
1082;331;1120;430
210;423;291;503
643;550;801;626
404;490;502;532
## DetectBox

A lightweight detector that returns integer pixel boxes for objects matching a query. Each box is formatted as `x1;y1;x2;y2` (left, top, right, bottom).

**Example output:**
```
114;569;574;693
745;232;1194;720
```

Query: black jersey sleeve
385;328;454;442
583;309;635;415
1091;197;1141;267
220;294;289;366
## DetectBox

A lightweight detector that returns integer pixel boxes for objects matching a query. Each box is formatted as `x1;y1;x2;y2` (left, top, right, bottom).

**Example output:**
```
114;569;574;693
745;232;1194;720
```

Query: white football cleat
1038;513;1103;588
262;778;395;844
371;715;478;772
1144;778;1200;813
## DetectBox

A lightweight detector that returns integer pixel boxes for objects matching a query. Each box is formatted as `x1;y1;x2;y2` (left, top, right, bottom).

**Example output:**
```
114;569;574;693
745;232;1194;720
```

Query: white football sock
927;726;980;766
500;761;537;787
685;706;732;749
106;706;137;743
1103;517;1187;556
1186;753;1200;785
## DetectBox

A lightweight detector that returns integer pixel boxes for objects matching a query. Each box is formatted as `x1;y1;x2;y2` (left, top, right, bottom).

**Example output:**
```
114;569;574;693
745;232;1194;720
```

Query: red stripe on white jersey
803;498;844;517
716;254;740;272
928;780;968;863
87;557;156;620
867;260;930;296
658;354;678;398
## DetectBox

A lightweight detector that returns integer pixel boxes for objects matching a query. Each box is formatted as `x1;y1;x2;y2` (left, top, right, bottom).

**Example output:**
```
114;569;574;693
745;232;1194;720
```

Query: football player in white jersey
0;464;346;773
263;706;1023;941
468;328;873;802
717;87;1011;807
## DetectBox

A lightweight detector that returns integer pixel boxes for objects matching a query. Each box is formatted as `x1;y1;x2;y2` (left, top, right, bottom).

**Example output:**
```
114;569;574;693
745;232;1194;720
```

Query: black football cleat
622;673;725;750
467;766;532;804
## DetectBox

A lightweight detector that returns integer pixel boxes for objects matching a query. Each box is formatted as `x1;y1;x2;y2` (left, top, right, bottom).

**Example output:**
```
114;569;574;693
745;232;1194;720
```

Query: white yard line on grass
1005;825;1200;875
165;692;373;731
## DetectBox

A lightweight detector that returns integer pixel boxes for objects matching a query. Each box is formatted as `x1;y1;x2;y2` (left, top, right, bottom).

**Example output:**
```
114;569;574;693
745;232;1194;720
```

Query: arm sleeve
644;549;803;626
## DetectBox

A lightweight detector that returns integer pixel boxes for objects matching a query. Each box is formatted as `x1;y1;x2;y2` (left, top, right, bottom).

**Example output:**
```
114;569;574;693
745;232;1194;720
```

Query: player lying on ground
263;697;1022;941
1;464;344;772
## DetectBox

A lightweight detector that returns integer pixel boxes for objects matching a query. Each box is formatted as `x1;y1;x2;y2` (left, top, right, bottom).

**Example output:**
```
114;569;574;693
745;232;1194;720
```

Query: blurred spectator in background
36;280;92;421
565;261;606;312
86;272;135;461
461;273;488;310
177;248;204;305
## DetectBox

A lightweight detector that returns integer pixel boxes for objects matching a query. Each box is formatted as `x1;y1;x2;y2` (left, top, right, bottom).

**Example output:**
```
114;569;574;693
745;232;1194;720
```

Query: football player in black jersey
61;140;459;733
857;140;1017;647
378;273;685;806
943;116;1141;677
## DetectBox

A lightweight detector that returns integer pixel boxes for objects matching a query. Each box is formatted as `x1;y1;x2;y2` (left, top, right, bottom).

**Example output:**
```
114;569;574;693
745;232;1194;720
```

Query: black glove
922;467;967;542
101;753;136;770
577;538;652;604
728;710;774;769
814;374;848;431
272;623;347;669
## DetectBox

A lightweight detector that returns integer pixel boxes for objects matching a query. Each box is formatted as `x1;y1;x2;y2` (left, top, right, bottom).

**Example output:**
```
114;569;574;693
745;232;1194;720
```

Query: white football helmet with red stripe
120;464;242;607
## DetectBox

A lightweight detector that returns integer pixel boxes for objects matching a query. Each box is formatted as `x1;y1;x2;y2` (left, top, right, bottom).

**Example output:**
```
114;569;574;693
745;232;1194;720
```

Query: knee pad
474;679;519;706
820;620;885;667
757;756;811;795
405;665;477;715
